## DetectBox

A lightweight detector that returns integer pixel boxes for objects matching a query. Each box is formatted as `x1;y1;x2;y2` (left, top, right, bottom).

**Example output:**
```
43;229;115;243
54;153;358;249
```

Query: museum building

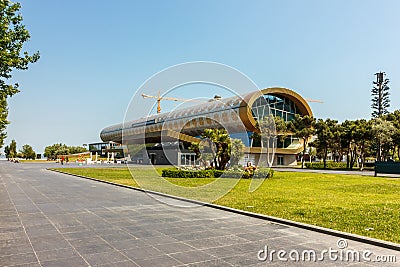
100;87;313;166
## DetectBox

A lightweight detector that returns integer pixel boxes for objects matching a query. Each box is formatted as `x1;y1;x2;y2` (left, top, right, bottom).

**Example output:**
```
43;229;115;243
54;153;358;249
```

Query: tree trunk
360;144;365;171
301;138;306;169
397;145;400;161
323;149;327;169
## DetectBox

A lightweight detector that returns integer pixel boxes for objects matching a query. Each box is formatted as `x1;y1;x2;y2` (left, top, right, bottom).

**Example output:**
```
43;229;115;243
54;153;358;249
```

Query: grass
53;167;400;244
20;159;55;163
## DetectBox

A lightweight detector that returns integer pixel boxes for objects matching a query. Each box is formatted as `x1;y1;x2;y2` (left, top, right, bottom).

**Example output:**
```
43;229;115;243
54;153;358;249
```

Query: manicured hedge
305;161;348;169
161;168;274;179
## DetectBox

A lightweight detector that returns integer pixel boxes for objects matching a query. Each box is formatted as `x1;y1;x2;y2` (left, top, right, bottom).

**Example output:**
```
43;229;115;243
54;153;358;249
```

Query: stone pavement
0;161;399;266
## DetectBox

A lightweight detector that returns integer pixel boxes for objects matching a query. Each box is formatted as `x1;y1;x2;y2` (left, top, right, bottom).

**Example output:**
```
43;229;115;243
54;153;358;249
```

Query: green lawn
53;167;400;244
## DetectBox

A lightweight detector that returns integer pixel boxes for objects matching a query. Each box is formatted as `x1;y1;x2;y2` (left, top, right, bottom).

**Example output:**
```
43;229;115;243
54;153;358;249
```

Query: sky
3;0;400;154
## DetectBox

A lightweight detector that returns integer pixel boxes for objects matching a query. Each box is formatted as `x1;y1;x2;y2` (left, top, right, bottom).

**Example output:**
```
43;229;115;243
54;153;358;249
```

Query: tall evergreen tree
371;72;390;118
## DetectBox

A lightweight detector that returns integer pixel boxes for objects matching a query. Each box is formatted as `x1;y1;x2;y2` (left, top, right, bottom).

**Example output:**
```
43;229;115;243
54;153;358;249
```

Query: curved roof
100;87;313;143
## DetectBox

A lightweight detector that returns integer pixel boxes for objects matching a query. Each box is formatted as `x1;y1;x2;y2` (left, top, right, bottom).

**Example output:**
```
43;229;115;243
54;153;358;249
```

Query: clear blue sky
3;0;400;154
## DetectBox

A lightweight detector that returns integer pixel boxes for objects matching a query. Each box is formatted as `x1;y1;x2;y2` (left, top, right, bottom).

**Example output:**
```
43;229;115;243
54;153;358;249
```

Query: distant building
100;87;313;166
88;141;126;160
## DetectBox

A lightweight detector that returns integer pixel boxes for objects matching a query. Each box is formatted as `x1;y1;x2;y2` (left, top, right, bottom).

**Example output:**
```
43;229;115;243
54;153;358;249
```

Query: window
277;155;284;165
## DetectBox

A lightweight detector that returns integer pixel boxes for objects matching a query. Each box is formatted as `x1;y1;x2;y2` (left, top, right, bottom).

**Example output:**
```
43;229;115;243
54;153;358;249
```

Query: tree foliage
372;117;395;161
200;128;231;170
273;115;288;145
310;119;337;168
309;111;400;168
230;138;245;166
44;143;87;160
0;97;8;148
20;144;35;159
288;115;316;168
371;72;390;118
0;1;40;148
4;139;16;158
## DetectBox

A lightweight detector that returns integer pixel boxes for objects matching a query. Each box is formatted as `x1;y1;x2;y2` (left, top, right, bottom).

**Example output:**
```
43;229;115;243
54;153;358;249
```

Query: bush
161;168;274;179
161;169;215;178
305;161;348;169
254;168;274;178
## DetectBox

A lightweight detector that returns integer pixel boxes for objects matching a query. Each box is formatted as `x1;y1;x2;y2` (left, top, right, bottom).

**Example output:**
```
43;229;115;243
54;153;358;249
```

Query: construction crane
142;91;323;114
305;98;324;103
141;91;205;114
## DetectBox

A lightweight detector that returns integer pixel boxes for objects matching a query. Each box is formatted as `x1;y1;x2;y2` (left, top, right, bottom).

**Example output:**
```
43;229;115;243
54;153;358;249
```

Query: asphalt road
1;161;399;266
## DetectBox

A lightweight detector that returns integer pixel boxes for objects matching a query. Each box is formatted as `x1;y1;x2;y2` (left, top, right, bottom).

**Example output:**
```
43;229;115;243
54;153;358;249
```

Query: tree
274;116;289;147
288;115;316;168
230;138;245;166
68;146;88;154
0;1;40;148
44;143;69;160
20;144;35;159
340;120;357;169
200;128;231;170
386;110;400;160
371;72;390;118
44;144;88;160
4;139;17;158
352;119;372;170
372;117;395;161
311;119;336;169
0;96;8;148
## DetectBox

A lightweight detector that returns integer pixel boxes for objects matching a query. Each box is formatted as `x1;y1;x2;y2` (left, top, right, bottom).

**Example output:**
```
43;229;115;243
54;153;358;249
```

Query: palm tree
201;128;231;170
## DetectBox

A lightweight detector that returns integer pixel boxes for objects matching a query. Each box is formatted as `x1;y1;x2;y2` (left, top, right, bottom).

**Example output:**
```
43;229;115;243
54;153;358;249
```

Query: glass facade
251;94;301;148
251;94;300;122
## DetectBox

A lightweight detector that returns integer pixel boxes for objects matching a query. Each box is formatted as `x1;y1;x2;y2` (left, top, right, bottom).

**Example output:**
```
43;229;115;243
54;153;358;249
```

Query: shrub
305;161;348;169
161;168;215;178
161;168;274;179
254;168;274;178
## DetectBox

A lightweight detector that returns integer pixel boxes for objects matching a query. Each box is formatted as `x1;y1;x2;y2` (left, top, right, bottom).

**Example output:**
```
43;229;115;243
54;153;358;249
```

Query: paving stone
154;241;195;254
35;247;80;262
95;260;138;267
68;236;107;248
122;245;164;260
170;250;216;264
107;238;147;251
75;243;116;256
0;252;38;266
30;236;71;252
40;256;88;267
133;254;182;267
184;258;233;267
84;250;131;266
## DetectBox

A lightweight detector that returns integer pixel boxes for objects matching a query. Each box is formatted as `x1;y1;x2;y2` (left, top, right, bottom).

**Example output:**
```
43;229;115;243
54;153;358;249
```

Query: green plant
161;168;273;179
305;161;348;169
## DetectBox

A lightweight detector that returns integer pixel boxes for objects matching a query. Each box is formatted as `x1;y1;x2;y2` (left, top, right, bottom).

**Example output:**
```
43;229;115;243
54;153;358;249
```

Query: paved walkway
0;162;399;266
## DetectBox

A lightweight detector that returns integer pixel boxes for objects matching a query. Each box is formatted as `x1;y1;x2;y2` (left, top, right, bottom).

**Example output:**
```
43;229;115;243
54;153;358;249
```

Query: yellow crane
305;98;324;103
141;91;205;114
142;91;324;114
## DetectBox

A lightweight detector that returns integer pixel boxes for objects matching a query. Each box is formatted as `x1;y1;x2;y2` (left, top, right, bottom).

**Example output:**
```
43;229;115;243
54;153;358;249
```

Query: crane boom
142;92;324;114
141;91;205;113
305;98;324;103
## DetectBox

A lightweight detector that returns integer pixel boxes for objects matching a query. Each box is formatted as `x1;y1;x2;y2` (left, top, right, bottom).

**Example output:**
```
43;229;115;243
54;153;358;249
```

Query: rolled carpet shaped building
100;87;312;166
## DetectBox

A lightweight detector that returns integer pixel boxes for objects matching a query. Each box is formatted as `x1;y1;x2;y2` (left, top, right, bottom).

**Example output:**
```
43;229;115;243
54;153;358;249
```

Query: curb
48;168;400;252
